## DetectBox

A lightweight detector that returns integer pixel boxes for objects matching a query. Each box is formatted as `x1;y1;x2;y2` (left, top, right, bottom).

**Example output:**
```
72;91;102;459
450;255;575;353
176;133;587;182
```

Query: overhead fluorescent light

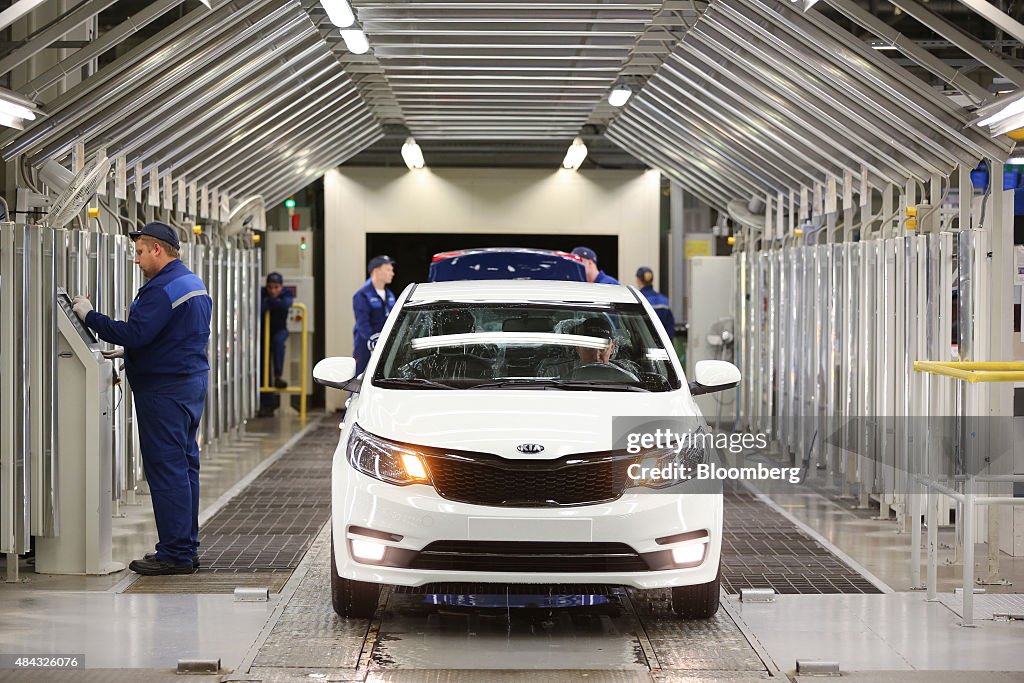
401;137;425;169
341;28;369;54
197;0;211;8
975;91;1024;137
871;42;898;51
321;0;354;27
789;0;819;10
0;87;41;129
609;82;632;107
561;136;587;170
1007;155;1024;165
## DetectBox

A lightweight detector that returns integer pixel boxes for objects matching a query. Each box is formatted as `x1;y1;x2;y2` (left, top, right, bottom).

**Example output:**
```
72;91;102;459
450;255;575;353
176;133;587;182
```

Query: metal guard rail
911;360;1024;627
261;303;307;423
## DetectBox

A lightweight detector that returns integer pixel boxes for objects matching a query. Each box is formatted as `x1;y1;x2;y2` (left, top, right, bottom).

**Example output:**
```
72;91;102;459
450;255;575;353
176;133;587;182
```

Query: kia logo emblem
517;444;545;454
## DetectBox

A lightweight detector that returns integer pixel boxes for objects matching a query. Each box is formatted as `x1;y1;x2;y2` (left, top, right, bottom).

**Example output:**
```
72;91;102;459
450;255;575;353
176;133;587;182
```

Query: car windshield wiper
469;379;649;392
374;377;457;390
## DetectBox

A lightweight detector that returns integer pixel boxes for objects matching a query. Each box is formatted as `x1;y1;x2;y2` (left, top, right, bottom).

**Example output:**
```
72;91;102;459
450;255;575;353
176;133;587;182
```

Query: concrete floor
2;412;1023;681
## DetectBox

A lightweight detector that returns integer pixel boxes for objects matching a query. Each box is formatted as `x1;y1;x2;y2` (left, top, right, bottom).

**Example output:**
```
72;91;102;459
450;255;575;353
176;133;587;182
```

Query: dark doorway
365;233;619;294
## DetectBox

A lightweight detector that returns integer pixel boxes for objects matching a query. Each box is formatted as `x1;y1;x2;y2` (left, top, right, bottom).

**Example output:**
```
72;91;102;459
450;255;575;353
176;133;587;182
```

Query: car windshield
373;301;681;392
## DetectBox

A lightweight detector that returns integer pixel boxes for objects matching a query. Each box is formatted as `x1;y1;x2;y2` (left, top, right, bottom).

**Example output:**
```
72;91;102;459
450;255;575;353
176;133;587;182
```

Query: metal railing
911;360;1024;627
261;303;308;423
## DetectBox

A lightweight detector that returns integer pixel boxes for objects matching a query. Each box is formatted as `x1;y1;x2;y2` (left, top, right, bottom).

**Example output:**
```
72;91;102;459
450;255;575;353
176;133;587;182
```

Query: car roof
407;280;639;304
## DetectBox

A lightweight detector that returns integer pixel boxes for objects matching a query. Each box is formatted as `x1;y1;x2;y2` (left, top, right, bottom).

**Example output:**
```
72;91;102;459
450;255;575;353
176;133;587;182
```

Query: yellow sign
685;239;712;259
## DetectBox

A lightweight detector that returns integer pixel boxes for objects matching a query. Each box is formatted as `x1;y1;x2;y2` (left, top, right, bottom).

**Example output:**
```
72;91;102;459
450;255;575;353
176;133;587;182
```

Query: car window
373;302;680;392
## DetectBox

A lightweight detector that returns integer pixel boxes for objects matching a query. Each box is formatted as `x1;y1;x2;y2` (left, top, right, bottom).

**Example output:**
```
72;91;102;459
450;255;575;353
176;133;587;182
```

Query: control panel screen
56;288;98;345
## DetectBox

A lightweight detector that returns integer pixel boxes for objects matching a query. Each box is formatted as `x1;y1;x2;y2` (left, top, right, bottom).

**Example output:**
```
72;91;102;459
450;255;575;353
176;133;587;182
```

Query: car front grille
408;541;648;573
421;451;631;507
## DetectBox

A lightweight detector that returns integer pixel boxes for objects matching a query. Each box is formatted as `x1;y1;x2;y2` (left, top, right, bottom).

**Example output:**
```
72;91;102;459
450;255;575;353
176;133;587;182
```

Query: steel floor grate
720;484;881;595
125;424;339;594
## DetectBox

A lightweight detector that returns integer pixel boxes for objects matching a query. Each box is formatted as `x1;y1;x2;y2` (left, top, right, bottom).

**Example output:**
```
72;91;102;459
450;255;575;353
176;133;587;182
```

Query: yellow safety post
259;302;309;423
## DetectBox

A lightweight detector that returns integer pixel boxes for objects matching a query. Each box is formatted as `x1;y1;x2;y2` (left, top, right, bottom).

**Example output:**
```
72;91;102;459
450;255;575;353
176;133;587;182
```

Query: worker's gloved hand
101;348;124;359
72;295;93;321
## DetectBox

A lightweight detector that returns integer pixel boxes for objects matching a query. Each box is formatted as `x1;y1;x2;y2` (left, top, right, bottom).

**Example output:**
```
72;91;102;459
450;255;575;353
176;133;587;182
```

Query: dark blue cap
266;272;283;285
129;221;180;250
367;254;395;274
571;246;598;262
636;266;653;279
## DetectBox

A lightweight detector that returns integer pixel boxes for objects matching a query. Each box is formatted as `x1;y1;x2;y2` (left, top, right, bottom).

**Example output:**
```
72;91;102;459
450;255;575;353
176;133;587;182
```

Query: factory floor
1;413;1023;682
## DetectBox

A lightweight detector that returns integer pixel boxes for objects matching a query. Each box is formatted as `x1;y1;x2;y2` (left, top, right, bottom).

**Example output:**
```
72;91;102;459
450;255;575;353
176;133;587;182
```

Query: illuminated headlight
628;427;709;489
347;424;432;487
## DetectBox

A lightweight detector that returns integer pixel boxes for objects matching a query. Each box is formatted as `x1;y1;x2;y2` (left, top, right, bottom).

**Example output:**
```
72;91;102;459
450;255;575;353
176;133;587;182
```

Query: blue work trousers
261;328;288;408
134;375;207;566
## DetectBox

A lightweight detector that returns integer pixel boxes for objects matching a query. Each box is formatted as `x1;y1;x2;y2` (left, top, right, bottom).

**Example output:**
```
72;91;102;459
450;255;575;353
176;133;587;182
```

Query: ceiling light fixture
609;82;632;107
870;41;898;50
340;28;370;54
401;137;425;169
320;0;354;27
788;0;820;10
561;137;588;170
975;91;1024;137
0;87;41;129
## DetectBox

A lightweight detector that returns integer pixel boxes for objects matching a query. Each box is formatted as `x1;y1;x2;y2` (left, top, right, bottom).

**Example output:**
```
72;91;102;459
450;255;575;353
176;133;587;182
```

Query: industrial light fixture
975;91;1024;137
340;28;370;54
401;137;425;169
608;82;632;107
0;87;41;130
870;41;898;51
561;136;588;170
788;0;819;10
320;0;354;27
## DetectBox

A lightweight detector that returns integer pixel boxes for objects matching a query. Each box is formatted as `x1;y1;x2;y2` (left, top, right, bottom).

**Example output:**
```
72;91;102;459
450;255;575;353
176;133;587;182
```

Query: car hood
350;387;698;459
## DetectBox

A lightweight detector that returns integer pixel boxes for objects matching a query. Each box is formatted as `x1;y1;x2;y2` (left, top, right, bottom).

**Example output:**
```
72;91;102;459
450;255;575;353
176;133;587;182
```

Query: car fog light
671;542;706;566
401;453;429;480
351;539;386;561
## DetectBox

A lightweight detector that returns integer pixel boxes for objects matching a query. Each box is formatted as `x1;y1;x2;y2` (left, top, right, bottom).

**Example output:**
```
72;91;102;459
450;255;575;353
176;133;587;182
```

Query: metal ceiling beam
822;0;990;106
20;0;192;99
885;0;1024;88
0;0;122;77
694;13;945;182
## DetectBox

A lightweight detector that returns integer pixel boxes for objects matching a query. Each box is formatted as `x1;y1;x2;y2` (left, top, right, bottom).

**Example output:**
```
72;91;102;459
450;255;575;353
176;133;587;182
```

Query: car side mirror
689;360;741;396
313;357;361;392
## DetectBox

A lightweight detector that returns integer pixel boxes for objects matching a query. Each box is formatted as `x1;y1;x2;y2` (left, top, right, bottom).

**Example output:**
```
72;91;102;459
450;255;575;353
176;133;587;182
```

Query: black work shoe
274;377;288;389
144;552;200;569
129;557;195;575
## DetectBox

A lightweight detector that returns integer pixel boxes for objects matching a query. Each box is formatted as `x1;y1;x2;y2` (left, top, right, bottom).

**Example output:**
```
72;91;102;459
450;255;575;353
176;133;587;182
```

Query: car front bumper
331;454;723;590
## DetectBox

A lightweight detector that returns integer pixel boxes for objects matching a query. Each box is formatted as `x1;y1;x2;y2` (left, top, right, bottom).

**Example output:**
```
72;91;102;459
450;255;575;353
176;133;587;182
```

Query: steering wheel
569;362;639;382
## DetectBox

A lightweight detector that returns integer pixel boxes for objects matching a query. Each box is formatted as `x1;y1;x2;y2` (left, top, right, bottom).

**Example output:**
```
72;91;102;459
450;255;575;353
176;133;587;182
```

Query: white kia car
314;280;740;620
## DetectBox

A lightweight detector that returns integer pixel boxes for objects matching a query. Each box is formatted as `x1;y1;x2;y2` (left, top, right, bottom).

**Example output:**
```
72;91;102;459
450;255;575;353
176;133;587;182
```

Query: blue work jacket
85;259;212;391
352;279;396;355
261;286;294;334
640;285;676;341
595;270;620;285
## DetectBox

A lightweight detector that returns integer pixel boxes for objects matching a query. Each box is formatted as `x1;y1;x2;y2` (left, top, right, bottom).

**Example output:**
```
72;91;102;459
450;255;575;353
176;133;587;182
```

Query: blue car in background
428;247;587;282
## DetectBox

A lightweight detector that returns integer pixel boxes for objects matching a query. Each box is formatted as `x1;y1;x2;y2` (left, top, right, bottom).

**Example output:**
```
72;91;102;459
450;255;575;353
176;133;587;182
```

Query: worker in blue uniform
257;272;294;417
73;222;211;576
636;266;676;341
572;246;620;284
353;255;397;376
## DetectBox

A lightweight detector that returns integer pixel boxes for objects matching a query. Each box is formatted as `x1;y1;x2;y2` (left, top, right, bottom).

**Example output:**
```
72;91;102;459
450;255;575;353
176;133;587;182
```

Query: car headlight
629;426;710;489
347;424;432;486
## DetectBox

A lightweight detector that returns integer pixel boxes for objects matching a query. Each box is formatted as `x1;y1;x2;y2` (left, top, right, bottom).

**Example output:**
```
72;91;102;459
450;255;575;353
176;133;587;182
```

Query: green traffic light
284;198;296;209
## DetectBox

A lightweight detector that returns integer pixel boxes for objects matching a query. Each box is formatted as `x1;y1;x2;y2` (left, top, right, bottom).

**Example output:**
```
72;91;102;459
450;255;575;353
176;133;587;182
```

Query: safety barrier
912;361;1024;627
261;303;308;423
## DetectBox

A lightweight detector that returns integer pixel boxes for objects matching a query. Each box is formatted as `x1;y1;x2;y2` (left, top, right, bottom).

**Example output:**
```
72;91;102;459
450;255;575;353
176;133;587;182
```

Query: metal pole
927;488;938;601
962;478;975;627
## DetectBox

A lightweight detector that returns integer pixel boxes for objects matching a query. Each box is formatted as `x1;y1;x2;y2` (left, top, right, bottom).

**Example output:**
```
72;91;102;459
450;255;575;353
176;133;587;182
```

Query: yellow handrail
912;360;1024;383
260;302;308;422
